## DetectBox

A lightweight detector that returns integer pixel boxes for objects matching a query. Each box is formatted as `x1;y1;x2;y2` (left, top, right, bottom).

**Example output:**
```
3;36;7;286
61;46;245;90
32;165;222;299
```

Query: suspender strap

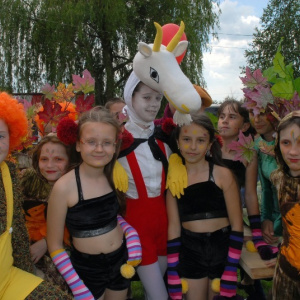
126;151;148;199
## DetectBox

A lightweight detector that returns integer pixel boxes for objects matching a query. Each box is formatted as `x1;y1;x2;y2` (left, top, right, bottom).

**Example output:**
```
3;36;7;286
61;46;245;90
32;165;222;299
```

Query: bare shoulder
213;164;233;178
213;164;235;189
51;169;76;195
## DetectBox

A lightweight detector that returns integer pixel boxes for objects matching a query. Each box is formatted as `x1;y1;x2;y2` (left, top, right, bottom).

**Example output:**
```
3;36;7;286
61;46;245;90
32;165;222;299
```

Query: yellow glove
113;160;128;192
166;153;187;198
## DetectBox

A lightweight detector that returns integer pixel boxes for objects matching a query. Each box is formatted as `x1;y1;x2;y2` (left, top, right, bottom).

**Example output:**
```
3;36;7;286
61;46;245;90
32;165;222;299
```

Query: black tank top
65;166;119;238
177;162;228;222
222;158;246;188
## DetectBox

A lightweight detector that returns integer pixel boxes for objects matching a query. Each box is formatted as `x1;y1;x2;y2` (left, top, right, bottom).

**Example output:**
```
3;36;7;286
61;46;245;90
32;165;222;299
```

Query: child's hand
262;220;279;244
264;257;277;268
30;239;47;264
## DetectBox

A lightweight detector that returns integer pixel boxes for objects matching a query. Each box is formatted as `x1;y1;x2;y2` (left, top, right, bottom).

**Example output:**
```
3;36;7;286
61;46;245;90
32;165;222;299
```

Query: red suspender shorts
124;139;168;266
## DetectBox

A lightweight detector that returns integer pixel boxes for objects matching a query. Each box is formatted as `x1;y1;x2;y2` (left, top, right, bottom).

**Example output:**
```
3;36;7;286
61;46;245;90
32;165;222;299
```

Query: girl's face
132;83;163;122
0;119;9;163
218;105;249;139
76;122;117;169
249;111;274;136
39;142;69;184
178;122;211;165
279;123;300;177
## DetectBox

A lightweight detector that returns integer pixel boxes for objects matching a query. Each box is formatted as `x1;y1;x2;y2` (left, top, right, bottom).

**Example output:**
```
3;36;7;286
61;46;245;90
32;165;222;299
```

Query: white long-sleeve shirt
118;120;171;199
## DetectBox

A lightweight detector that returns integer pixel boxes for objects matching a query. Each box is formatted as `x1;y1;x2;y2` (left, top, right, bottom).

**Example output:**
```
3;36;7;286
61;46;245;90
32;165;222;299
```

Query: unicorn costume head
132;21;202;125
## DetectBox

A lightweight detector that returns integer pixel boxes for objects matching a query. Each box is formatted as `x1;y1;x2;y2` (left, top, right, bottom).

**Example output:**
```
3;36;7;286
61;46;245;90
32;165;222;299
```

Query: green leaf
205;111;218;129
263;66;277;83
273;51;286;78
294;77;300;95
285;63;294;81
271;80;294;100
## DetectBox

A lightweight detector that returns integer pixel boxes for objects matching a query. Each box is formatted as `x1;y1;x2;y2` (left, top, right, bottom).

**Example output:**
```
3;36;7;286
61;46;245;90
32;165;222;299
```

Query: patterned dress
0;161;71;299
254;136;282;236
21;168;71;295
271;169;300;299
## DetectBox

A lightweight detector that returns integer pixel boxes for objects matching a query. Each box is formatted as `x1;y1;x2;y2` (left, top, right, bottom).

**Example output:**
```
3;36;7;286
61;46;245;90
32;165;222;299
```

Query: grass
130;275;273;299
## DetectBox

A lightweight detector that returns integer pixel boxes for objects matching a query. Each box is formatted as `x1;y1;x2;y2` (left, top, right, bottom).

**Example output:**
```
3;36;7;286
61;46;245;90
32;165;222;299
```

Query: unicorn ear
138;42;153;57
172;41;188;58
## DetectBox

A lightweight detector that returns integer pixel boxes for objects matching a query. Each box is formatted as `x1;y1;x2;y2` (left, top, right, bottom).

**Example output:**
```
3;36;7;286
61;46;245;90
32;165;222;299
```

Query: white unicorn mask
133;21;202;125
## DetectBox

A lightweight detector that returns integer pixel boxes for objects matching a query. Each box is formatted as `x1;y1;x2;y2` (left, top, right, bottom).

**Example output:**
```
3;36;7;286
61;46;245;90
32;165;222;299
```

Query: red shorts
125;194;167;265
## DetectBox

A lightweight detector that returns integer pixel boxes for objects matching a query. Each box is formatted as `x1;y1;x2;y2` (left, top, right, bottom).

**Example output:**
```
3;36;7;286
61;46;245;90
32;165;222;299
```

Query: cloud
203;0;266;103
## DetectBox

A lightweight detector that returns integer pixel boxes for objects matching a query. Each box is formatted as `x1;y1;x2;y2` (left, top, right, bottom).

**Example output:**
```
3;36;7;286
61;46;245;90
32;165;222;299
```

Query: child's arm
47;178;94;300
215;166;243;299
244;153;260;216
166;189;183;300
259;168;279;244
117;215;142;272
245;155;278;259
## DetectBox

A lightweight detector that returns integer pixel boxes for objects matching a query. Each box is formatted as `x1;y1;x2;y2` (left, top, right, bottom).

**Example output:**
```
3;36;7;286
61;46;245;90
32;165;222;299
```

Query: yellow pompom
120;263;135;279
246;240;257;252
181;278;188;294
211;278;220;293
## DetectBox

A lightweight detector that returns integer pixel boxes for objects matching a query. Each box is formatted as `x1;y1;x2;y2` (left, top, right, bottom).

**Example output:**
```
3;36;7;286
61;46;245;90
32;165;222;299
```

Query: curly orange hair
0;92;28;152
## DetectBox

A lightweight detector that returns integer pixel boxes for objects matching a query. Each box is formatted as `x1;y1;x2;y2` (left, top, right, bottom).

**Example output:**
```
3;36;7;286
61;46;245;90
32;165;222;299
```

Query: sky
202;0;269;103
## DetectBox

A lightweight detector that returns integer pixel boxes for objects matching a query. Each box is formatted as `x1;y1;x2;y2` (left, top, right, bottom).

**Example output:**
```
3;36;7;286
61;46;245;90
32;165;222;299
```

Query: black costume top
177;162;228;222
66;166;119;238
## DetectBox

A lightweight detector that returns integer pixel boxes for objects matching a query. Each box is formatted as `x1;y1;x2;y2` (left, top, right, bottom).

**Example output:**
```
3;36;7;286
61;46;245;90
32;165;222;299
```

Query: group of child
1;69;300;300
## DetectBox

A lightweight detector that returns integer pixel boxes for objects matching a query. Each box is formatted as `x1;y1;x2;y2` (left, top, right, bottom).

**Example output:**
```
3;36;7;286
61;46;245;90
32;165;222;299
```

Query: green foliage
244;0;300;79
0;0;220;104
262;40;299;100
205;111;218;129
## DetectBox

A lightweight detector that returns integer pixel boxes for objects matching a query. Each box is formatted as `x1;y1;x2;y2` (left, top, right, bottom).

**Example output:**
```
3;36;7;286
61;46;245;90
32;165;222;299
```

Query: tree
244;0;300;77
0;0;220;104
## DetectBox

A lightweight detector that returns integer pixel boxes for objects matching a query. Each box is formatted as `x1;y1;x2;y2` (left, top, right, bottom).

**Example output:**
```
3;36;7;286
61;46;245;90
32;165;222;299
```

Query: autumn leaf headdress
241;39;300;129
35;70;95;143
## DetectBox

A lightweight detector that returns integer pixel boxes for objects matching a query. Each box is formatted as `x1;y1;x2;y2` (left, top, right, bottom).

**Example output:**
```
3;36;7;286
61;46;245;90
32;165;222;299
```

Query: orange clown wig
0;92;28;152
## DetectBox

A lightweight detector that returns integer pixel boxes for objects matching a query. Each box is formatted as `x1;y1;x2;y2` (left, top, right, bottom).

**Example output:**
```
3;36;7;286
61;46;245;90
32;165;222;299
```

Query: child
166;113;243;300
118;71;172;300
47;106;130;300
270;111;300;299
0;91;70;299
217;100;278;299
249;111;282;243
105;97;126;126
22;135;76;293
218;100;277;259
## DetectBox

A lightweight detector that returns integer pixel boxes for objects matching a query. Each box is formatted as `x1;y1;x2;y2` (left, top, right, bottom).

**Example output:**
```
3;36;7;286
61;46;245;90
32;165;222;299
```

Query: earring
206;149;211;157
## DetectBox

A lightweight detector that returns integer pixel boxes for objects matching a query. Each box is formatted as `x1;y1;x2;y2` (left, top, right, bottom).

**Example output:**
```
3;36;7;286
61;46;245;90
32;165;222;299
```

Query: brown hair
172;113;223;166
31;135;75;180
78;106;125;208
218;99;256;137
274;112;300;173
105;97;125;110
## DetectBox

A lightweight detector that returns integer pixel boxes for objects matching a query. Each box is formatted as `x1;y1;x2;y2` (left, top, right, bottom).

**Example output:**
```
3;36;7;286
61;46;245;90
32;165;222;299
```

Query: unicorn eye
150;67;159;83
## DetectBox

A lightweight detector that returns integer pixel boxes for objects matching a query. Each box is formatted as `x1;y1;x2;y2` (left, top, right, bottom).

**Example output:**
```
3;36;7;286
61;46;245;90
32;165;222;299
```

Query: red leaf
75;94;95;114
38;99;70;127
31;94;43;105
